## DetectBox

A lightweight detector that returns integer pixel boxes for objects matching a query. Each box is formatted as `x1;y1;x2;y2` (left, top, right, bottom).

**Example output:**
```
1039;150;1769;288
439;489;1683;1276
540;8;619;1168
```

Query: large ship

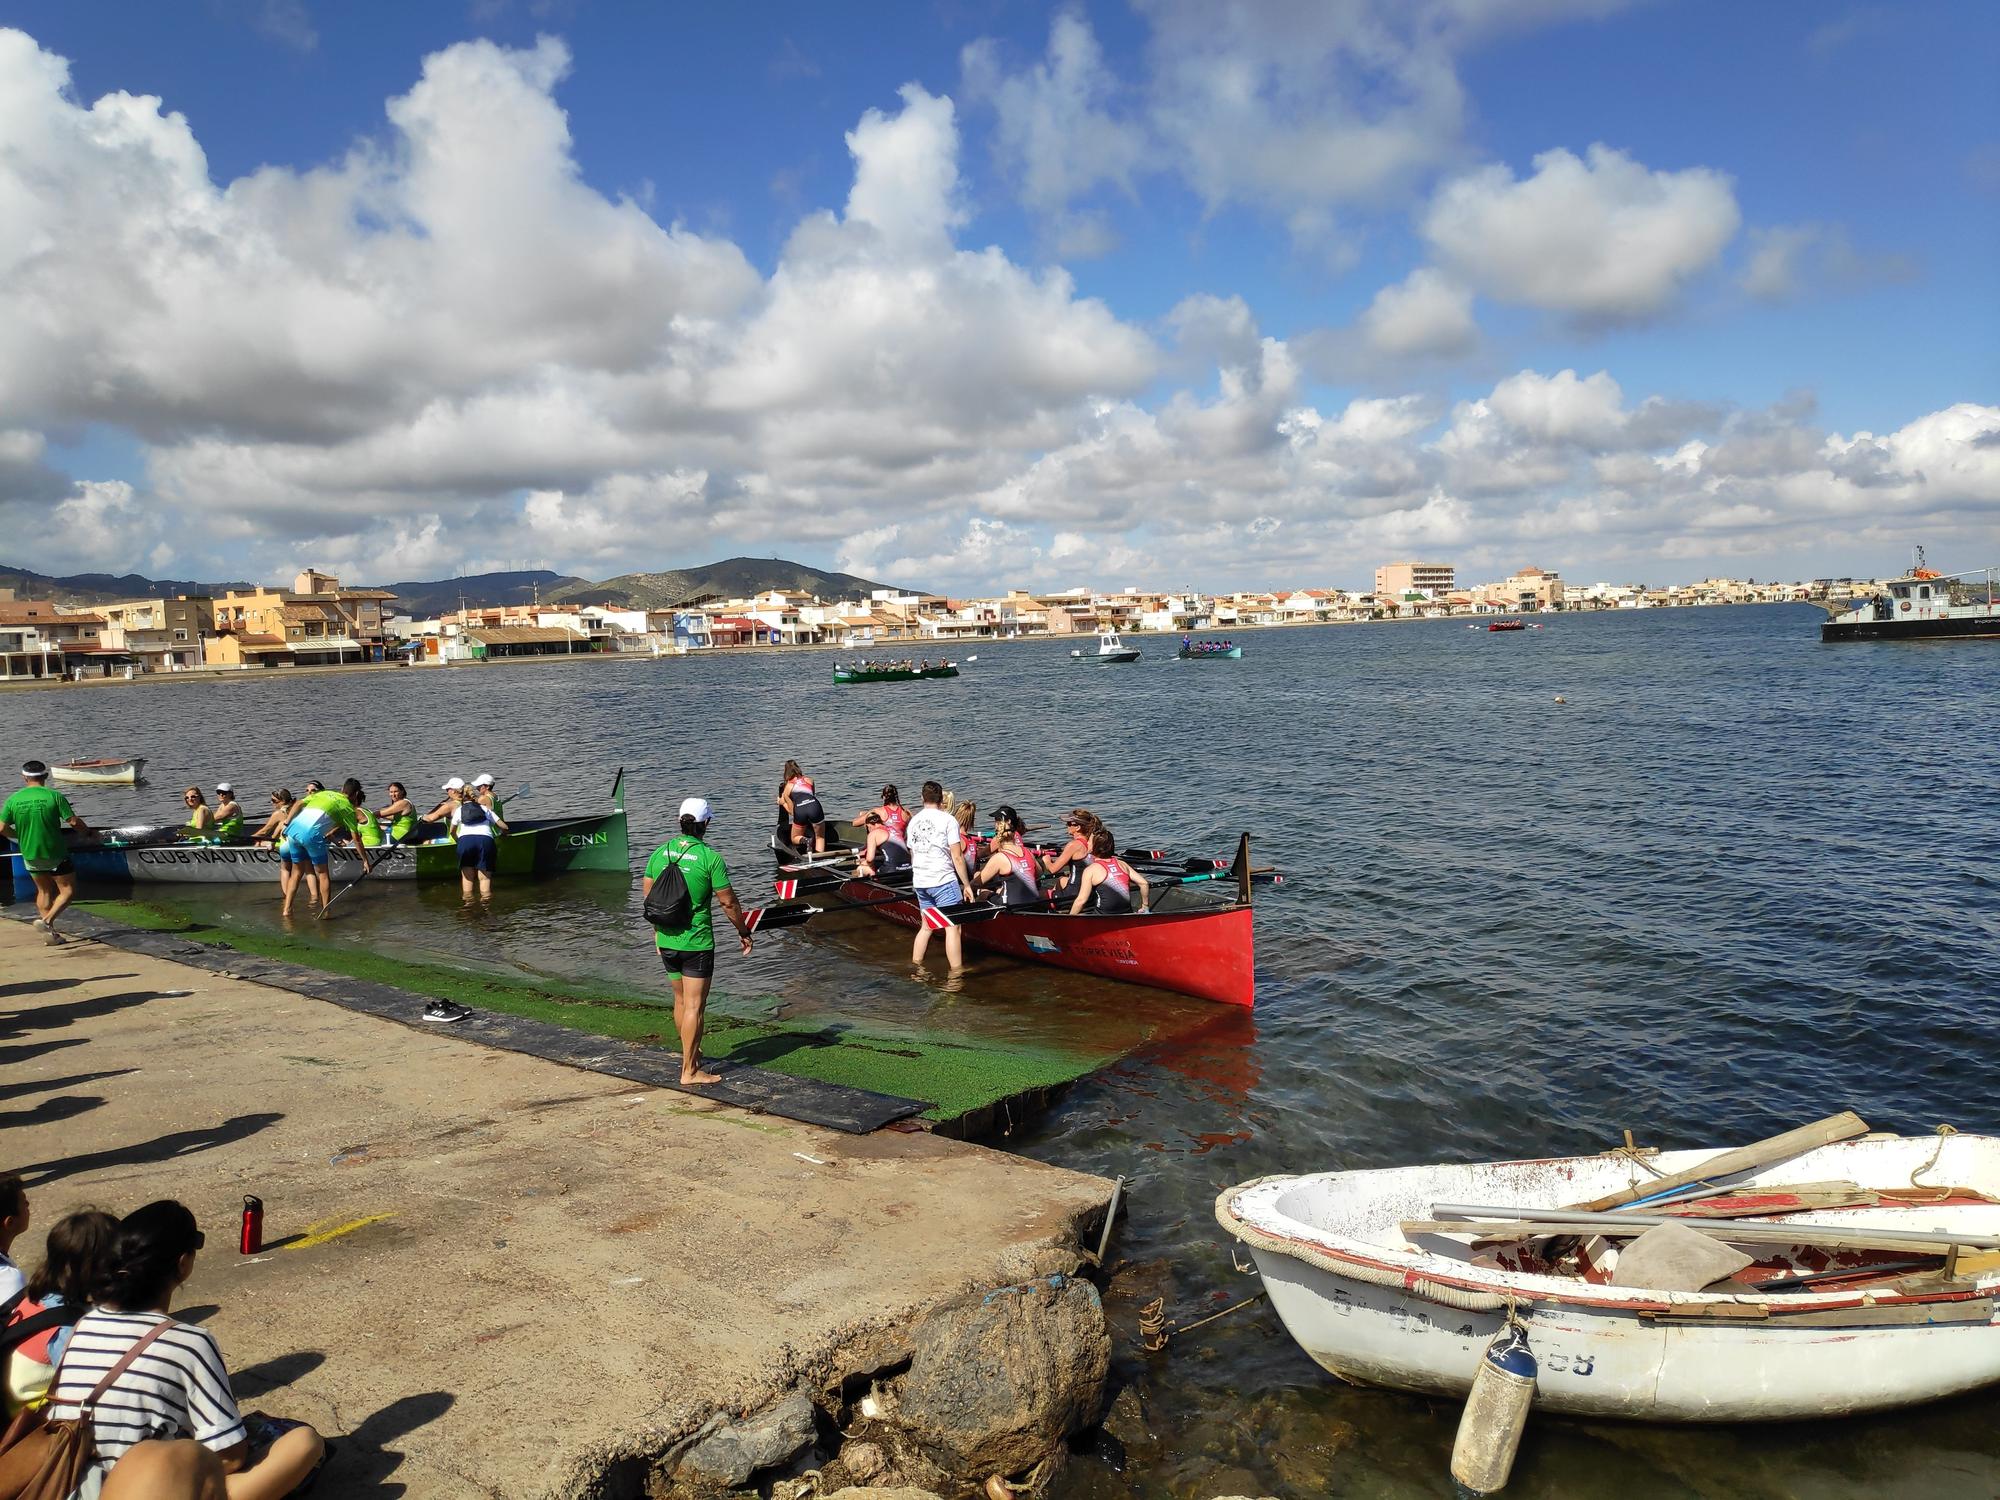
1820;549;2000;643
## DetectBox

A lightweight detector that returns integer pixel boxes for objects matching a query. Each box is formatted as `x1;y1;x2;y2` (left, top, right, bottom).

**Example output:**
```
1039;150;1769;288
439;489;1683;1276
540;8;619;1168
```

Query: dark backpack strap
0;1288;26;1324
0;1303;85;1360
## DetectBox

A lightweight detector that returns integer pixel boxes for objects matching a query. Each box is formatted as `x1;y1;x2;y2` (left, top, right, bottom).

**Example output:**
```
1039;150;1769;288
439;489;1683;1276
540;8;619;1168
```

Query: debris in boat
1450;1319;1536;1495
1609;1220;1755;1290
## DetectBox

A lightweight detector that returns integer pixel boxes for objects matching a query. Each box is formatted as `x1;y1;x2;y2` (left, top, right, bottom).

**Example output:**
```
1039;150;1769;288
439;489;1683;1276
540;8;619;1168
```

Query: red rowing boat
775;831;1260;1008
832;874;1255;1008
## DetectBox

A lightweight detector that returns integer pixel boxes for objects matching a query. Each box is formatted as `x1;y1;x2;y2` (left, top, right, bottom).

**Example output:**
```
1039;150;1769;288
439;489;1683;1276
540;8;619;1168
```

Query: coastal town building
1375;561;1456;599
209;570;397;665
0;563;1901;685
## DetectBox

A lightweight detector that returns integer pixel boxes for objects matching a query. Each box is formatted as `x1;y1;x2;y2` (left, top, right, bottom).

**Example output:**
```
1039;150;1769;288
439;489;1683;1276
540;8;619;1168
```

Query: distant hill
371;569;586;618
2;557;904;617
0;562;250;604
549;556;898;610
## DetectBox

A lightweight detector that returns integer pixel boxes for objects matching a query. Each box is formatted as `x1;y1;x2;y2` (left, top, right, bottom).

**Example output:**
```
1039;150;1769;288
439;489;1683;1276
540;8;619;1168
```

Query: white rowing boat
1218;1130;2000;1422
49;757;147;784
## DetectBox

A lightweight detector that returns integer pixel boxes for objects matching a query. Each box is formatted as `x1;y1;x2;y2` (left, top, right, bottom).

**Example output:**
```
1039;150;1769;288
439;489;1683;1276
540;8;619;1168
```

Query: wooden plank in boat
1402;1215;2000;1256
1640;1298;1995;1328
1574;1112;1870;1212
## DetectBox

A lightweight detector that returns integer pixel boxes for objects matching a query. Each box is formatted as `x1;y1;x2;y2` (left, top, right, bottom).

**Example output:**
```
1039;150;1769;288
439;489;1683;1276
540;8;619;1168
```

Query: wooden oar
1573;1111;1870;1212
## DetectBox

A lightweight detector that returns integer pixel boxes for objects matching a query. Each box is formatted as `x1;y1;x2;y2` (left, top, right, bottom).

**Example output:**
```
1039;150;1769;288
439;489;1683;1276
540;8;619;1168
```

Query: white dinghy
1218;1117;2000;1422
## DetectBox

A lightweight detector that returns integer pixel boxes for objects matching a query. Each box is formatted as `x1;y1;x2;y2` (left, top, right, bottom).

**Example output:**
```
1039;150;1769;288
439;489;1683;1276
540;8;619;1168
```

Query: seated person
46;1200;326;1499
1068;828;1151;915
971;806;1041;906
6;1207;117;1413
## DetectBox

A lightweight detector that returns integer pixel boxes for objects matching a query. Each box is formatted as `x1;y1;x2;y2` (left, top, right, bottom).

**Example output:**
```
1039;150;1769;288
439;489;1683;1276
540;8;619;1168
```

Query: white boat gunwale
1218;1137;2000;1320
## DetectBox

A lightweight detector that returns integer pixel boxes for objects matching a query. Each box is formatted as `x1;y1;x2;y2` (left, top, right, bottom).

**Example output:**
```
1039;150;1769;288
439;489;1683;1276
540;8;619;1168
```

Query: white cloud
1358;267;1478;356
1741;222;1918;303
0;26;1990;596
1423;145;1740;323
962;13;1146;246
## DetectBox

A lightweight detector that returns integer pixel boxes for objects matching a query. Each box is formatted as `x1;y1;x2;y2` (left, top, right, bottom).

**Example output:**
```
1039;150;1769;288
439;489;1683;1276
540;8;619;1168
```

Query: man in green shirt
642;796;753;1086
1;760;91;944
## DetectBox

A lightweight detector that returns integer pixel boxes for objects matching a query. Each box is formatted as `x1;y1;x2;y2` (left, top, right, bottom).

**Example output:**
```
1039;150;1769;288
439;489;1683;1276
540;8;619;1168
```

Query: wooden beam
1573;1111;1870;1212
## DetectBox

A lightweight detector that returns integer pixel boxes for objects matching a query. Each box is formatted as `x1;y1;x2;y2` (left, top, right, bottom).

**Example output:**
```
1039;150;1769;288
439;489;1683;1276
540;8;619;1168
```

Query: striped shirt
45;1311;244;1466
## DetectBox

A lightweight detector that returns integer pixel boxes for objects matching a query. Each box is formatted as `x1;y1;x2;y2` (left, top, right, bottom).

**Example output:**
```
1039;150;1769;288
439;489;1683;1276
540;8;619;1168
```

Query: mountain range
1;557;902;616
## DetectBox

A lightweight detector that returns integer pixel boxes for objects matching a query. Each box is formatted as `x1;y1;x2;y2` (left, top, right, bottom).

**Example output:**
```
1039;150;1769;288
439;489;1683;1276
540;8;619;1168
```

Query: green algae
78;898;1119;1122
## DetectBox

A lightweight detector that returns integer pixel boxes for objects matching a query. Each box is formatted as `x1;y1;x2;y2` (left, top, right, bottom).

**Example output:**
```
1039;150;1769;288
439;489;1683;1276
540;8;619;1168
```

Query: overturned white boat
1217;1119;2000;1422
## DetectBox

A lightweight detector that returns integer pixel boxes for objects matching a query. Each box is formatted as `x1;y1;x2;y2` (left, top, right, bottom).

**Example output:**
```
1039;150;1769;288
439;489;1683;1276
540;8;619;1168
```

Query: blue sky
0;0;1993;591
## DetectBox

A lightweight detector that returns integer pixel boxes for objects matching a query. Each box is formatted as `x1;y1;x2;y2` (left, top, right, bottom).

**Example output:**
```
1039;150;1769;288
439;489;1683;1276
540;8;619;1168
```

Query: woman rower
1040;809;1101;901
853;784;910;874
179;787;215;840
777;760;826;855
953;799;982;867
377;782;418;844
1068;828;1150;915
972;806;1042;906
249;789;295;848
212;783;244;842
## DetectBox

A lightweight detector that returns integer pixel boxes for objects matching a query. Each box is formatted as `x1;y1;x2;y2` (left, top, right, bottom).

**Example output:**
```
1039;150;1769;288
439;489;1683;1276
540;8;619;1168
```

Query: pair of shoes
421;1000;472;1024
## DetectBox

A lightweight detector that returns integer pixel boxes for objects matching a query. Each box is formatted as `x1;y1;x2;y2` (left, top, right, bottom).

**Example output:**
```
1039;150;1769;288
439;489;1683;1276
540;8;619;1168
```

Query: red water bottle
239;1195;263;1254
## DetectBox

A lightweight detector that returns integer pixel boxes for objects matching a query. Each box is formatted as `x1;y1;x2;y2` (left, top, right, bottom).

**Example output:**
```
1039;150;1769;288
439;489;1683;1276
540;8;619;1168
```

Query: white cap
471;773;495;787
443;776;466;791
678;796;713;823
215;781;233;792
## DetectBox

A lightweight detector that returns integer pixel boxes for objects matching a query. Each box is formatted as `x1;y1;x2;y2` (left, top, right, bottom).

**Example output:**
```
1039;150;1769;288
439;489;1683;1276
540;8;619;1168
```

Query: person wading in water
643;797;754;1086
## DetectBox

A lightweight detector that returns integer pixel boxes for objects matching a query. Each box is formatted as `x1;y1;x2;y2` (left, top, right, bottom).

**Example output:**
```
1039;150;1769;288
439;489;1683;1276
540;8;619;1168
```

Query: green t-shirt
297;790;360;836
643;834;731;952
1;785;75;864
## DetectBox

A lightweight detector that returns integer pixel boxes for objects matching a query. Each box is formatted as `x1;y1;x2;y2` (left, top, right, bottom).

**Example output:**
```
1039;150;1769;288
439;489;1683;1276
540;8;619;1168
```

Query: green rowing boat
833;663;960;684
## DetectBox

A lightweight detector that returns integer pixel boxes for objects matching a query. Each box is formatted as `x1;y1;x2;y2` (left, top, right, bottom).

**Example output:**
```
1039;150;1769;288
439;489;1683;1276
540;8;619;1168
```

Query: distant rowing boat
832;663;959;683
1176;641;1241;660
49;758;146;784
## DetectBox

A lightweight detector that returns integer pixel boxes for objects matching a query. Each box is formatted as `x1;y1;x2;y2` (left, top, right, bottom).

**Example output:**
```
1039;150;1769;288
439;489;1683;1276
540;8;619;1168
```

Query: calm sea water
6;605;1999;1498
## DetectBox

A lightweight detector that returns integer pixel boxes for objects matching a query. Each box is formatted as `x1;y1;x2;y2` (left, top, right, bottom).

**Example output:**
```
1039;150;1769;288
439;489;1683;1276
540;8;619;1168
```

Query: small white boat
49;757;147;785
1070;629;1140;664
1218;1126;2000;1422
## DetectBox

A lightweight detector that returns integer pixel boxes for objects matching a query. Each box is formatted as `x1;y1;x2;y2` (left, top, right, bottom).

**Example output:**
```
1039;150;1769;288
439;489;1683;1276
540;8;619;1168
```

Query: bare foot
681;1068;723;1086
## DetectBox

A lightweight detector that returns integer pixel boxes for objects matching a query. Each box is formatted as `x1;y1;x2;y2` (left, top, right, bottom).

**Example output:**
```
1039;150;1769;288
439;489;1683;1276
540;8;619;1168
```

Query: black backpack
643;845;693;930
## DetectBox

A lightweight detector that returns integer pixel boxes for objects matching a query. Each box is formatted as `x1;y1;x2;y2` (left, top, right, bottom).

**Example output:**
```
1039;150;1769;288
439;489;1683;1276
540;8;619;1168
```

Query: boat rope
1911;1123;1960;1188
1136;1290;1267;1351
1214;1183;1512;1313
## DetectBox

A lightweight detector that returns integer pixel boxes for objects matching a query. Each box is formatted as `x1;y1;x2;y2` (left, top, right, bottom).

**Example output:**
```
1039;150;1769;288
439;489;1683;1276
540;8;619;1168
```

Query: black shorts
458;840;497;873
790;795;824;826
659;947;715;979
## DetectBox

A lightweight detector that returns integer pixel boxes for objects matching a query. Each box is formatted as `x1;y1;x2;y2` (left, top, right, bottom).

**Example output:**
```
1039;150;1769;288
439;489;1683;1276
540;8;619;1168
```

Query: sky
0;1;1994;593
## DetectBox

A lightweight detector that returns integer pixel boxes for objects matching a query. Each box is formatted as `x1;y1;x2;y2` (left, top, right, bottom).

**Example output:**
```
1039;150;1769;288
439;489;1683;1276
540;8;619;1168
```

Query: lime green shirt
356;807;385;847
1;785;75;864
296;790;360;836
643;835;731;952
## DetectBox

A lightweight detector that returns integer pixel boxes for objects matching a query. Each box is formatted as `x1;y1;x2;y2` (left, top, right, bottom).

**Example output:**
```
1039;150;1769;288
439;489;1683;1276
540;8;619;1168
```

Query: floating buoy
1450;1318;1537;1494
1554;695;1566;704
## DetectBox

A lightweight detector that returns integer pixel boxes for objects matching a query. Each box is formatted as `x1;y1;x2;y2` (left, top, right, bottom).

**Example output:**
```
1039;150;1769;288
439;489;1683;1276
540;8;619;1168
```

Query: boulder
890;1273;1111;1479
675;1390;817;1488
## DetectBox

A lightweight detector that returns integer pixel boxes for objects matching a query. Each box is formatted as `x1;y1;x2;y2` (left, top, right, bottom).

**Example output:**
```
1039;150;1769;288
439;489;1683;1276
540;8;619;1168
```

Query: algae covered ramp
0;919;1116;1498
68;899;1142;1132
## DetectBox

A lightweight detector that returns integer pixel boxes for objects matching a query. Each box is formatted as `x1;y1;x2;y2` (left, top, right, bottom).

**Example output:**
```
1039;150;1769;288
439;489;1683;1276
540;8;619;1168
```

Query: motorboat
1071;629;1141;663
